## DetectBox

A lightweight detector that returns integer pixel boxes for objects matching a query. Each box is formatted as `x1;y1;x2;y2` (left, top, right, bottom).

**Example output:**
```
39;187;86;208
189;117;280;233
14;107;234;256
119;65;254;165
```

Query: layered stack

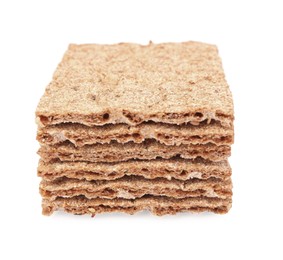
36;42;234;216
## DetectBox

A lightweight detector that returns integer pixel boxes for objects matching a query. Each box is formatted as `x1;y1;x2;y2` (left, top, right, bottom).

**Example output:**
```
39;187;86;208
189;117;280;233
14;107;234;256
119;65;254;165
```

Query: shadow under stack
36;41;234;216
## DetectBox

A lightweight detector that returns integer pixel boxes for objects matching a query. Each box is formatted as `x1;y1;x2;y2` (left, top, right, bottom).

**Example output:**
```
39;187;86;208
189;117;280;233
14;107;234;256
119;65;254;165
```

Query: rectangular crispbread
36;42;234;128
40;176;232;200
36;41;234;217
37;122;234;147
38;159;231;181
38;141;231;163
42;196;232;216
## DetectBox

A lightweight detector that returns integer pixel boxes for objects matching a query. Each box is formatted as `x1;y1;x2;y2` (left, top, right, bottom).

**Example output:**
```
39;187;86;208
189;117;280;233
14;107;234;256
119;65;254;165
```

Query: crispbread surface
36;41;233;127
40;176;232;200
38;159;231;181
37;122;234;146
38;141;231;162
42;196;232;216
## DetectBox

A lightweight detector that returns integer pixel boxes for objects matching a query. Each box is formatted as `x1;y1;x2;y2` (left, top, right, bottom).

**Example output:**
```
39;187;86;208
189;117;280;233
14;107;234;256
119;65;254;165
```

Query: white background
0;0;282;259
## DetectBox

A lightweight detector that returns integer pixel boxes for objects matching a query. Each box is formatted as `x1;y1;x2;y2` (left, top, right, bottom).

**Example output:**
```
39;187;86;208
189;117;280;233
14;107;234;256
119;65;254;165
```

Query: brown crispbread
36;42;234;127
37;122;234;147
38;159;231;181
42;196;232;216
36;41;234;217
38;141;231;163
40;176;232;200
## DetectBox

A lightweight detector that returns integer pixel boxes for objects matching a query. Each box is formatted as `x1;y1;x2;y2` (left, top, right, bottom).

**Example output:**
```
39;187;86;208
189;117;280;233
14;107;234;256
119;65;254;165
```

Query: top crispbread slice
36;41;234;127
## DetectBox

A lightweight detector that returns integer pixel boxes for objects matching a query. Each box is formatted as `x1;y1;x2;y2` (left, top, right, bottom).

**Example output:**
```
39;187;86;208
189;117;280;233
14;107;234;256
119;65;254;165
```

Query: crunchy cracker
38;141;231;163
37;122;234;146
40;176;232;200
36;42;234;127
42;196;232;216
38;158;231;181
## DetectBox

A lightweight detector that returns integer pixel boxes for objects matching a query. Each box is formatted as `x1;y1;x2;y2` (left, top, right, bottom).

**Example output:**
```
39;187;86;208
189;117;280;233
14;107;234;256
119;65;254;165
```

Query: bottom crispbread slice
40;176;232;200
38;141;230;163
38;159;231;181
42;196;232;216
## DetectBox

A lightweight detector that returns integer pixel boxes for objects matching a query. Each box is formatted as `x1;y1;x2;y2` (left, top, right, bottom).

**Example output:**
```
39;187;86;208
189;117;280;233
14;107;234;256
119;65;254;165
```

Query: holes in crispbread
101;188;115;196
122;110;142;124
193;112;203;118
191;135;201;140
39;116;49;125
103;113;109;120
132;133;141;139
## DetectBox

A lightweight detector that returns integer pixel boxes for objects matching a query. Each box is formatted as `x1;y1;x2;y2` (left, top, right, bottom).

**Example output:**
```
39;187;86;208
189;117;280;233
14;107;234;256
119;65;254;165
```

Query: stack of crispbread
36;41;234;216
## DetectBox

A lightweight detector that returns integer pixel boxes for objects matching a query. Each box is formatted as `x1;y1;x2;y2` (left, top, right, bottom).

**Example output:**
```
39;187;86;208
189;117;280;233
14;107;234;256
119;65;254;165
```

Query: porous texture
36;41;234;217
40;176;232;200
38;141;231;163
37;122;234;147
38;159;231;181
42;196;232;216
36;41;234;127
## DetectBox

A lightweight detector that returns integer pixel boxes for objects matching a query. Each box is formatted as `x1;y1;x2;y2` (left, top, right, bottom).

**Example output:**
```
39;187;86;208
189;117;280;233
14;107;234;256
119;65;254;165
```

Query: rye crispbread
42;196;232;216
40;176;232;200
37;122;234;147
36;42;233;128
38;141;231;163
38;159;231;181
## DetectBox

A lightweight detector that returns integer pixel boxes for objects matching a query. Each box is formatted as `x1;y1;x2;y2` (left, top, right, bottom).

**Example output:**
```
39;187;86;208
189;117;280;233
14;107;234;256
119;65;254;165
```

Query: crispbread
38;141;231;163
40;176;232;200
42;196;232;216
37;122;234;147
38;159;231;181
36;42;234;127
